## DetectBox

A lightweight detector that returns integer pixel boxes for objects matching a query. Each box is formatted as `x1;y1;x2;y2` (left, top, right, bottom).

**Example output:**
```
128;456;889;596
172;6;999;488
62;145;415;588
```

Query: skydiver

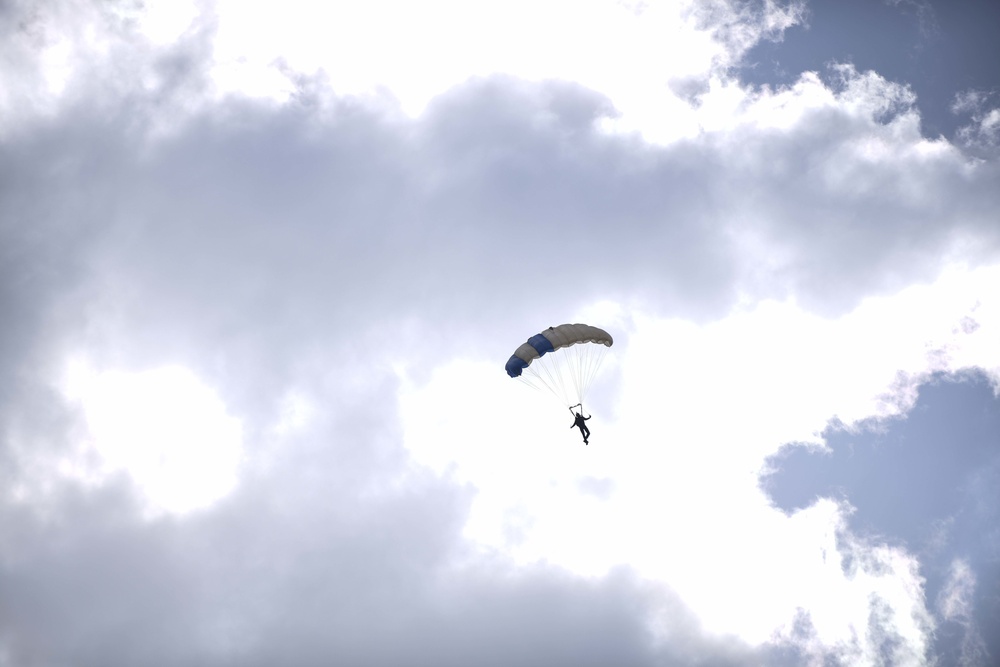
570;408;591;445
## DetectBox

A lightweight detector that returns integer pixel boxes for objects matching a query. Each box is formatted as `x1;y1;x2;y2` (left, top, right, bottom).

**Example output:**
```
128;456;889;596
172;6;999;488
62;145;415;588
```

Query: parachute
505;323;613;409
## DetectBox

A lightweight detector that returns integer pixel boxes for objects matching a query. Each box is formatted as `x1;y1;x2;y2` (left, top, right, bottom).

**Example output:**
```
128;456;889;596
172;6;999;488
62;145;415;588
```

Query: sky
1;0;999;665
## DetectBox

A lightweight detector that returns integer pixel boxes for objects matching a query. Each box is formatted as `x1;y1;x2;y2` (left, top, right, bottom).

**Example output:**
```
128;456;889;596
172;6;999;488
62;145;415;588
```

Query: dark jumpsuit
572;413;591;443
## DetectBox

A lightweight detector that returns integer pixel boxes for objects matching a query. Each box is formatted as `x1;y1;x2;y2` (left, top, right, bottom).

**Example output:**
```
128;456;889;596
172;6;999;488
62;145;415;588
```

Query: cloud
761;371;1000;665
953;90;1000;155
687;0;807;68
1;369;790;667
737;0;1000;143
62;362;243;514
2;1;1000;665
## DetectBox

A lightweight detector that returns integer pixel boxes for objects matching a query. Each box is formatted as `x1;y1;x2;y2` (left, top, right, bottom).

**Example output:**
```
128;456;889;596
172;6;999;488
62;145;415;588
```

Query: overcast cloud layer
2;1;999;666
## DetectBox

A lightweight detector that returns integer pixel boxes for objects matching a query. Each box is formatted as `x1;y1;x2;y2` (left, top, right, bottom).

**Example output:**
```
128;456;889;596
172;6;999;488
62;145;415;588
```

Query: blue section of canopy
528;333;555;356
504;331;557;377
505;355;528;378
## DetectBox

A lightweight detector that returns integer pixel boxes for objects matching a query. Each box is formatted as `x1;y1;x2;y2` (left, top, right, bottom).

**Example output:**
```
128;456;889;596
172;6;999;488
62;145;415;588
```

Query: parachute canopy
505;323;613;408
